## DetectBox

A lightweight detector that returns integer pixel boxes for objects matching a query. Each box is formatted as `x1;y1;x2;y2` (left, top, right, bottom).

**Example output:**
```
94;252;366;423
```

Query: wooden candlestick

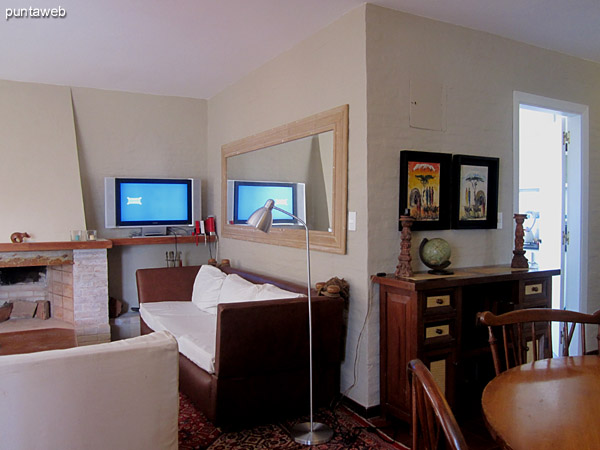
395;215;415;278
511;213;529;268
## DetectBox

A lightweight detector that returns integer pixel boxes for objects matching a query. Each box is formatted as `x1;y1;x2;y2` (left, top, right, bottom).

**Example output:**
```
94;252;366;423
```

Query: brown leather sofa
136;265;345;426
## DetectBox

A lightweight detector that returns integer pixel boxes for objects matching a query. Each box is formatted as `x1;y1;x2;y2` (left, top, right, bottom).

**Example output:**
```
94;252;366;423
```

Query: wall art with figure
452;155;499;229
399;151;451;231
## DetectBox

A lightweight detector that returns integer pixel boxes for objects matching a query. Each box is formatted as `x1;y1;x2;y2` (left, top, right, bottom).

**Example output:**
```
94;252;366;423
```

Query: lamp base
291;421;333;445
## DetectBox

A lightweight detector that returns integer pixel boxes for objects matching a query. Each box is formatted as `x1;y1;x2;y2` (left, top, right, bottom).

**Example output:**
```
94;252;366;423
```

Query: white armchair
0;331;179;450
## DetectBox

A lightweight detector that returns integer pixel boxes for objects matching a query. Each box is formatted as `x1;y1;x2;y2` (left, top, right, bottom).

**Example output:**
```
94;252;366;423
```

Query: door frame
513;91;589;313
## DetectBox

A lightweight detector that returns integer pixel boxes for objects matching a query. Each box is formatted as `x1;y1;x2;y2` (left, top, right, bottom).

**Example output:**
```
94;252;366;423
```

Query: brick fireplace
0;241;111;345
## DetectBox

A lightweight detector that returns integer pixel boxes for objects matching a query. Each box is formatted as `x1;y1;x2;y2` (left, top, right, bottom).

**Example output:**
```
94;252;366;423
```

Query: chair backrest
408;359;468;450
478;308;600;375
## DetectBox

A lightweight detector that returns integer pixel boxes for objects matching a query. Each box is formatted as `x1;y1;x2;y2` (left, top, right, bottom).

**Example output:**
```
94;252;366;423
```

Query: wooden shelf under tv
0;236;215;252
110;235;215;246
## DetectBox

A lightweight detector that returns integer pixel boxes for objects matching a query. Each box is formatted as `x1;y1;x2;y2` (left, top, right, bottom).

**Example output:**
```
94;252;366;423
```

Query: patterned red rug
178;394;407;449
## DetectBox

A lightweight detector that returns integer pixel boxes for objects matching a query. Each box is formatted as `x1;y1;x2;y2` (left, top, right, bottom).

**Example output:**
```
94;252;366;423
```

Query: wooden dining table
481;355;600;450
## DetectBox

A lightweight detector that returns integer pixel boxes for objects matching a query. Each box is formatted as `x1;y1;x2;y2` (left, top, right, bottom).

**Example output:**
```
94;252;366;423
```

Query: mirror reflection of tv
227;180;306;225
105;177;201;236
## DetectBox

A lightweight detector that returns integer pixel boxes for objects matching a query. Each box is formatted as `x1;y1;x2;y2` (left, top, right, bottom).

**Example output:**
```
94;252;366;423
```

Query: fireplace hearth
0;241;111;345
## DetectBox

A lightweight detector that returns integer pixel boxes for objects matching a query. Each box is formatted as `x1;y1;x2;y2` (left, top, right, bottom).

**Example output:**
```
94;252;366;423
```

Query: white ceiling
1;0;598;99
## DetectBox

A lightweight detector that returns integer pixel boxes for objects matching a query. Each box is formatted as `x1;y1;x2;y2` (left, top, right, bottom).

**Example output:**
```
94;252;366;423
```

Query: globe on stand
419;238;453;275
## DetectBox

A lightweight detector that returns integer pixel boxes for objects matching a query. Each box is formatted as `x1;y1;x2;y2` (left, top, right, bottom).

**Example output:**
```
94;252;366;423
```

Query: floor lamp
247;199;334;445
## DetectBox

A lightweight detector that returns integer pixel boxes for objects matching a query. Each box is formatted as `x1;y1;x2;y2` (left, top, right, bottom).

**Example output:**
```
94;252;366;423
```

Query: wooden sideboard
373;265;560;422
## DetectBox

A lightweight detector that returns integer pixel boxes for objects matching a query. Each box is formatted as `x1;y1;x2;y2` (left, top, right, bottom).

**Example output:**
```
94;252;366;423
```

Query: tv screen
233;181;298;224
114;178;192;227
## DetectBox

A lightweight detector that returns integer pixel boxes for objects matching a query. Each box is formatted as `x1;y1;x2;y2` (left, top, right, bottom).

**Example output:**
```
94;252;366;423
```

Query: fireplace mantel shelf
0;240;112;252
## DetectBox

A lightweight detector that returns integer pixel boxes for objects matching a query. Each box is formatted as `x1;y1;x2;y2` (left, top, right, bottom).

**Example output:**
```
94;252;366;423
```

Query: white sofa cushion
191;264;227;313
254;283;305;300
218;273;260;304
140;301;217;374
218;273;304;304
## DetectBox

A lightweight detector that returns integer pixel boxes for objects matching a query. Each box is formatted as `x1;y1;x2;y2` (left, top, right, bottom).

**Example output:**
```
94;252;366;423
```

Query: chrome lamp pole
247;199;333;445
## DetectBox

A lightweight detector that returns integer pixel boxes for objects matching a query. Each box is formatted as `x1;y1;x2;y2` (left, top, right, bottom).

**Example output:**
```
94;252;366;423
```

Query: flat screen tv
227;180;306;226
105;177;201;236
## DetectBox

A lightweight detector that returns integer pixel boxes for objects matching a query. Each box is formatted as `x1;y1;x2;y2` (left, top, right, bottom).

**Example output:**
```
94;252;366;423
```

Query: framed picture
399;151;452;231
452;155;499;229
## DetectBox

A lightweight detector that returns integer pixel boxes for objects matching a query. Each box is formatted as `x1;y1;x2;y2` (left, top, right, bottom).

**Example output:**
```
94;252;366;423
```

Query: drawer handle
435;328;443;335
436;298;444;305
525;284;543;295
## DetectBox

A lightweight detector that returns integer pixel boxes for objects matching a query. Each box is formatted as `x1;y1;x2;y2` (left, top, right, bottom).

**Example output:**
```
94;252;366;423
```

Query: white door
518;107;562;307
514;92;589;352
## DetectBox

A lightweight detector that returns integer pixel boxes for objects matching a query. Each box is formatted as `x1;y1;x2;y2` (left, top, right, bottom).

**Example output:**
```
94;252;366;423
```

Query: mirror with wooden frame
221;105;348;254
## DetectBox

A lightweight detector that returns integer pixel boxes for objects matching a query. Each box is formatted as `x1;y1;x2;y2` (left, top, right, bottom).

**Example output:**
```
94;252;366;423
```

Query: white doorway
513;92;589;350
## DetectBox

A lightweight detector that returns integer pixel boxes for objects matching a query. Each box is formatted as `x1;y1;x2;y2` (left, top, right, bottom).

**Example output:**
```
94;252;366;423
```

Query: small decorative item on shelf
10;232;30;243
511;213;529;268
419;238;453;275
395;211;415;278
219;259;230;268
70;230;85;241
207;258;218;266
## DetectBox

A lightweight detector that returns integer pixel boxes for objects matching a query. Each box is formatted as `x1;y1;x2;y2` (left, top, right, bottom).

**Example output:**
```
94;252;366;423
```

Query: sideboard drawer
426;294;451;309
423;290;455;317
425;324;450;339
521;279;549;305
525;283;543;295
424;322;454;347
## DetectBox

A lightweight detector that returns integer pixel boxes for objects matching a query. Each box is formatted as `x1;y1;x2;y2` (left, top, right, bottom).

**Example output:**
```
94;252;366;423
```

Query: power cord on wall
331;278;376;412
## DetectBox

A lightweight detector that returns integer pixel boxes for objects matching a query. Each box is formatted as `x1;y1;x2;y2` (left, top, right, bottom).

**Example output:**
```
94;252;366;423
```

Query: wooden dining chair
478;308;600;375
408;359;468;450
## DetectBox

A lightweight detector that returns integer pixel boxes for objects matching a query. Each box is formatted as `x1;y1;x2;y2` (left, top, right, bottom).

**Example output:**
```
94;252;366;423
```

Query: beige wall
207;6;371;406
366;4;600;405
70;87;210;307
366;4;599;274
0;80;86;242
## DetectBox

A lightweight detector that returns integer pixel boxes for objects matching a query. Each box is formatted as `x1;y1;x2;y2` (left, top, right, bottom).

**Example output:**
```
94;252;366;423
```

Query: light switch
497;212;503;229
348;211;357;231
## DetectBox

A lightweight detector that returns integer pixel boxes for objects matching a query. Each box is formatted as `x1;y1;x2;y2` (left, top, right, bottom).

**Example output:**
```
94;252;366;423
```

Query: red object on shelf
205;216;216;234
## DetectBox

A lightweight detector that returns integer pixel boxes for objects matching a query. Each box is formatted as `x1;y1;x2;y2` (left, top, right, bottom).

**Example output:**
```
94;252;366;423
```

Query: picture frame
451;155;499;229
399;150;452;231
